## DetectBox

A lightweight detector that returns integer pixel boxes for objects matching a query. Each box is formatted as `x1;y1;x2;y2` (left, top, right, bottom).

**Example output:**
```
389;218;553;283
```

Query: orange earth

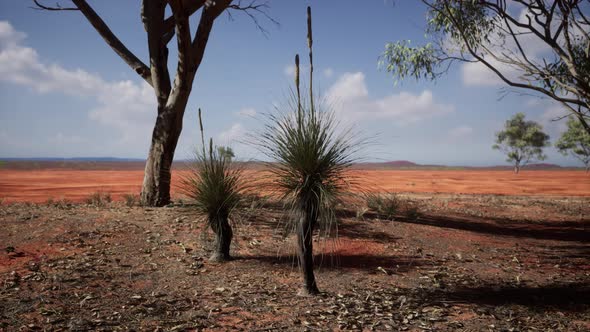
0;168;588;203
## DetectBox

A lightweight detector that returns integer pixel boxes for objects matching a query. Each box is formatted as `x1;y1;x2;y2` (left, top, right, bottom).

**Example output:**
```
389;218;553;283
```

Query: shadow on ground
338;208;590;242
419;282;590;312
241;252;426;273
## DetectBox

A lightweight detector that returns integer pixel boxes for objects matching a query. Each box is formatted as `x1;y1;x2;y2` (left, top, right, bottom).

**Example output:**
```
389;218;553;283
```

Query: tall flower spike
295;54;302;122
307;6;314;116
198;108;206;156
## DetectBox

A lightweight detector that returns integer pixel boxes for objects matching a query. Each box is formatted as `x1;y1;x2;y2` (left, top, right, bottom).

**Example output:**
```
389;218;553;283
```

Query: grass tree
180;109;244;262
556;117;590;173
258;6;358;296
493;113;550;174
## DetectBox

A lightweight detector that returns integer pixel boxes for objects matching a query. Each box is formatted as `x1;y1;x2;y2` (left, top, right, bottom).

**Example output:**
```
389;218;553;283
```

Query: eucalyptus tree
32;0;274;206
493;112;550;173
556;116;590;172
217;146;235;161
380;0;590;134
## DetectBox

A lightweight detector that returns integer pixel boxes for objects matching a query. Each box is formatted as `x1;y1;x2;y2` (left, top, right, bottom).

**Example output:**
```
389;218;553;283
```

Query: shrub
122;193;138;207
404;201;421;220
54;198;72;209
85;191;111;207
366;192;400;219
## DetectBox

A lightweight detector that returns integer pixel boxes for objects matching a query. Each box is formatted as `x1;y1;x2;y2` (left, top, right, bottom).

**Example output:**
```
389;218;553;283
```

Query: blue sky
0;0;581;166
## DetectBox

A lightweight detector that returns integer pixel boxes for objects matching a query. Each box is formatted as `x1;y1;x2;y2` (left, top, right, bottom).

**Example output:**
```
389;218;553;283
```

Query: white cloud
323;68;334;78
284;64;296;77
459;6;588;87
0;20;156;144
218;123;246;145
327;72;454;125
461;59;520;87
448;126;474;139
0;21;25;49
327;72;368;101
236;107;257;117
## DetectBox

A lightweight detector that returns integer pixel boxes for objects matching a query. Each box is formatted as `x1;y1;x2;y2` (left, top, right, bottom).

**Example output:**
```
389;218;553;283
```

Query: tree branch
33;0;153;86
162;0;206;45
31;0;78;11
227;0;279;37
167;0;194;102
142;0;171;107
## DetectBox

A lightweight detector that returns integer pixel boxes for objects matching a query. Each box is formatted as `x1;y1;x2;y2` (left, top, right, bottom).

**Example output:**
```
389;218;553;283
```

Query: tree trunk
586;165;589;174
296;201;319;296
209;214;233;262
514;164;520;174
141;101;187;206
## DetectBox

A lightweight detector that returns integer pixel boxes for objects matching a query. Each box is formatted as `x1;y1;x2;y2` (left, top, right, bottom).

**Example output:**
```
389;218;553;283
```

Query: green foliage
403;201;421;221
366;192;399;220
493;113;550;170
85;191;112;207
257;93;358;235
426;0;493;50
380;41;438;82
217;146;235;161
556;117;590;171
180;140;244;226
379;0;590;134
380;0;494;82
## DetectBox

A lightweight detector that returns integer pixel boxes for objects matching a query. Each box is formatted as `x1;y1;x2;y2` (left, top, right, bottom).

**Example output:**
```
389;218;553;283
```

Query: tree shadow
536;244;590;263
420;282;590;312
332;220;402;243
392;213;589;243
241;252;428;274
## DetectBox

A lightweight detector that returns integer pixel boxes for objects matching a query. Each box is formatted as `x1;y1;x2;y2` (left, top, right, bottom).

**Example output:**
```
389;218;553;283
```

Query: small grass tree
258;6;358;296
493;113;550;174
556;117;590;173
180;109;244;262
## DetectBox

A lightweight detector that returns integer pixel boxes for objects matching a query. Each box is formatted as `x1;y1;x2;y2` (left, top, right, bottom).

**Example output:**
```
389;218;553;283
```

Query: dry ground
1;193;589;331
0;169;589;203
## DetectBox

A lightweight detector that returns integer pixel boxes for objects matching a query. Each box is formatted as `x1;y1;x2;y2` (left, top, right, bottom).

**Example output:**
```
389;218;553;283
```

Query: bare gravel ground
1;193;589;331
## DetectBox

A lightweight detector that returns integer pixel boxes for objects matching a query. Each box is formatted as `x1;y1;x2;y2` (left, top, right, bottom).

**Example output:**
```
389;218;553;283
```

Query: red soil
0;169;588;203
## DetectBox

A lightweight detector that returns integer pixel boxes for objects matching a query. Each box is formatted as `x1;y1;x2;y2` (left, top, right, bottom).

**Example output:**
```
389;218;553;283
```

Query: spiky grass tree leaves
259;94;358;295
180;109;244;262
256;5;362;295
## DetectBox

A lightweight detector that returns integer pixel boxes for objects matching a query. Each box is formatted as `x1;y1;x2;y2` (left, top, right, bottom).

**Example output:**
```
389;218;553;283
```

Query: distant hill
353;160;426;170
382;160;418;167
0;158;578;171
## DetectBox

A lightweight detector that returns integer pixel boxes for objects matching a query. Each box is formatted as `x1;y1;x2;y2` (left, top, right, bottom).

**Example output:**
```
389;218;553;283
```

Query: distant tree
556;117;590;173
493;113;550;174
380;1;590;135
217;146;235;161
33;0;274;207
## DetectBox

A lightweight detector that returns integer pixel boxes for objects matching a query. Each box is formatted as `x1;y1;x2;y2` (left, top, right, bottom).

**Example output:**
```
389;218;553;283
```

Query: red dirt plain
1;162;589;330
1;169;589;203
